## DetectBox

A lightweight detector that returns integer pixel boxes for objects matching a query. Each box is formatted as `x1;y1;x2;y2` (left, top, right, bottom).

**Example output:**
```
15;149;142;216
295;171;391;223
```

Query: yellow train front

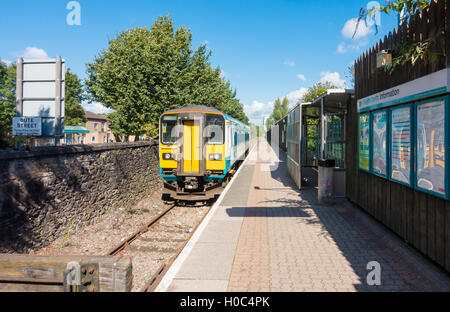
159;105;250;201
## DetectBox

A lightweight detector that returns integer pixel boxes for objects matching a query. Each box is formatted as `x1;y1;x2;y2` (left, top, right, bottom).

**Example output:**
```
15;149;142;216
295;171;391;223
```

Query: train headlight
163;153;175;160
209;153;222;161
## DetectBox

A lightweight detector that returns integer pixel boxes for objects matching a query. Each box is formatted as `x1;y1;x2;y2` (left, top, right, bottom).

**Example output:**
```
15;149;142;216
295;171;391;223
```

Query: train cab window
206;114;225;145
161;114;178;144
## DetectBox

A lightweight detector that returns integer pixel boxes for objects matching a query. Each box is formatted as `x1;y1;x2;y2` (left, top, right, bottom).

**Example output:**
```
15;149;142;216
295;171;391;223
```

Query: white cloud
337;43;347;54
246;87;309;125
337;38;369;54
285;87;308;108
297;74;306;82
319;72;347;89
244;100;274;125
220;70;227;78
284;60;295;67
1;59;12;66
23;47;49;59
337;17;373;54
341;18;373;40
81;102;113;115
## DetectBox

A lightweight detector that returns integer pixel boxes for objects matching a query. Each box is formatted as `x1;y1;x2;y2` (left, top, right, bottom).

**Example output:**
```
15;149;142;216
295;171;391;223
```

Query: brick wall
0;141;161;253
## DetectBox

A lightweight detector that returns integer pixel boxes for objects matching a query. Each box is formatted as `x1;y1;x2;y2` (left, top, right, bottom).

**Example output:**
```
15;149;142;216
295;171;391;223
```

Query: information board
416;100;446;196
391;106;411;185
372;111;387;176
358;114;370;170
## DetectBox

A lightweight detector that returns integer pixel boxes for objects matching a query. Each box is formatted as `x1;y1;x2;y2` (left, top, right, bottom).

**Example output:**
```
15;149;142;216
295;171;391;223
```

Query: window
94;123;98;130
205;114;225;145
92;136;96;143
161;114;179;145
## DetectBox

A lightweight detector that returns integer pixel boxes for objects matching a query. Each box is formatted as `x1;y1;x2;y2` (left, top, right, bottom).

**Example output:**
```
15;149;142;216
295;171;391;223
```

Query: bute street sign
12;117;42;136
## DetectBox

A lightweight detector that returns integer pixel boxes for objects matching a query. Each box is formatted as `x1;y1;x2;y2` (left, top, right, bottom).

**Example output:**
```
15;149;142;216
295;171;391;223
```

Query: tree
65;69;87;126
301;81;337;103
267;96;289;127
86;16;248;140
0;61;16;148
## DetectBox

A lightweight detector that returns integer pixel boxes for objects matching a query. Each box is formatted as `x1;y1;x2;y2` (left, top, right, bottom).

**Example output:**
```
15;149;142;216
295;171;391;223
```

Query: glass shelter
286;89;354;195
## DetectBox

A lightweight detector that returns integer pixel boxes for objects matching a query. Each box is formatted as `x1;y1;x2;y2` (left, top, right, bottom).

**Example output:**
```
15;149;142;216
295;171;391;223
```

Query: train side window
161;114;178;144
206;114;225;145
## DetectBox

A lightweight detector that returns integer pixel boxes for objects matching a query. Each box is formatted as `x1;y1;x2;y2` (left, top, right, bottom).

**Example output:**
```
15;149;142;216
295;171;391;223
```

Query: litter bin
318;158;335;204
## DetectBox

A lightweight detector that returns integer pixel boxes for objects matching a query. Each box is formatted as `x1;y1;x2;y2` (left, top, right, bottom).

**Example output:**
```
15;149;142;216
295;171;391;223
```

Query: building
63;110;113;145
84;111;113;144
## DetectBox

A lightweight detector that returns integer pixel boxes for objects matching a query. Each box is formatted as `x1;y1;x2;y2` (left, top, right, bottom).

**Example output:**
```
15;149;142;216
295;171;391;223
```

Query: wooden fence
348;0;449;272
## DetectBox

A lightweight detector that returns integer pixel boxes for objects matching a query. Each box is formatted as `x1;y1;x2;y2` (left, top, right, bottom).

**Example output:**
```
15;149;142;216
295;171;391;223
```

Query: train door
183;120;201;173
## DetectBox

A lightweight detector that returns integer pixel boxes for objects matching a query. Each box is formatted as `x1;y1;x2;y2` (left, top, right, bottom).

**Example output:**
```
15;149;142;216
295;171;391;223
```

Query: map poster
391;107;411;184
416;100;446;196
359;114;370;170
372;111;387;176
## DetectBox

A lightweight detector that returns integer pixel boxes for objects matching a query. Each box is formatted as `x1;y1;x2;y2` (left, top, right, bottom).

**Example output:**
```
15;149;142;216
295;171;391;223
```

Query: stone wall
0;141;161;253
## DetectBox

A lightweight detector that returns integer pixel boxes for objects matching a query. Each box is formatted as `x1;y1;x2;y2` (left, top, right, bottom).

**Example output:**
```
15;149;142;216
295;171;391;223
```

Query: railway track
106;200;214;292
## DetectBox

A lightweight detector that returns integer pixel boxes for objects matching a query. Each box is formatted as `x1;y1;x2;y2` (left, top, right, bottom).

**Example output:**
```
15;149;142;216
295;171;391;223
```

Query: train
159;105;250;201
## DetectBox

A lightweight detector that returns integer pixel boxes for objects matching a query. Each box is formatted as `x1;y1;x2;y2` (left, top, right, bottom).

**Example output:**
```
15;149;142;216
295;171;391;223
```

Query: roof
64;126;90;134
85;110;108;121
163;105;249;129
163;105;224;114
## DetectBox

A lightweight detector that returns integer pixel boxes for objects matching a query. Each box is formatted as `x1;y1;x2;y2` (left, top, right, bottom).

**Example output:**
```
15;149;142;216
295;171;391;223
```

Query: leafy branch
353;0;431;38
353;0;445;72
382;27;445;73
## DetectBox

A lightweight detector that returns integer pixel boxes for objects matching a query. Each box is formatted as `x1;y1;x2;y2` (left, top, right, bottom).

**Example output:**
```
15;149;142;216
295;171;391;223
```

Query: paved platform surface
160;139;450;292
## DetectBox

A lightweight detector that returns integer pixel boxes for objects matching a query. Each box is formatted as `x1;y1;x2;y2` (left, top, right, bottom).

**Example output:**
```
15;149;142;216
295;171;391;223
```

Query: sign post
14;56;65;145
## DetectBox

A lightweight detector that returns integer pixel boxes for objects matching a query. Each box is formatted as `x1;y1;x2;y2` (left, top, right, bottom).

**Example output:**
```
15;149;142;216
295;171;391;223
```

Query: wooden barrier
0;255;132;292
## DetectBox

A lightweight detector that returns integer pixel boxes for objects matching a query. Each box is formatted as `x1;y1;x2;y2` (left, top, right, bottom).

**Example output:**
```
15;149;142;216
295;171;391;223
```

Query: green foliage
267;96;289;126
85;16;248;138
301;81;337;103
0;61;16;148
355;0;436;72
60;226;73;249
65;69;87;126
355;0;430;35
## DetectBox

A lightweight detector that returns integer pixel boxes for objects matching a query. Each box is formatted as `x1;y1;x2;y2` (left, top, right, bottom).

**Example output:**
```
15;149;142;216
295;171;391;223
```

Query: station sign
357;68;449;112
12;117;42;136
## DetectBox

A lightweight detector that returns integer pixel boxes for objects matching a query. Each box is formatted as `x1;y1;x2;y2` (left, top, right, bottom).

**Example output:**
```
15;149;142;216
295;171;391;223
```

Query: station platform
156;139;450;292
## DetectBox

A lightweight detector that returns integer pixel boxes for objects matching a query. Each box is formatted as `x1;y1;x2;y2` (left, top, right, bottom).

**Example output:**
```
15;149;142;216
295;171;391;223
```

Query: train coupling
184;177;199;190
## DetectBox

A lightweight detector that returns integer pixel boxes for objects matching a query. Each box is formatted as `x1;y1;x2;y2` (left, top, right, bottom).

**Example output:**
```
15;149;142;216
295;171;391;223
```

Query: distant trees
65;69;87;126
266;97;289;128
0;61;16;148
85;15;248;140
301;81;337;103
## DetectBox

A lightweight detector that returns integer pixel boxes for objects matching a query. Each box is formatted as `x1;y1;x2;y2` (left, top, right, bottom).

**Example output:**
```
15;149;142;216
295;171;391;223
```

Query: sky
0;0;399;125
